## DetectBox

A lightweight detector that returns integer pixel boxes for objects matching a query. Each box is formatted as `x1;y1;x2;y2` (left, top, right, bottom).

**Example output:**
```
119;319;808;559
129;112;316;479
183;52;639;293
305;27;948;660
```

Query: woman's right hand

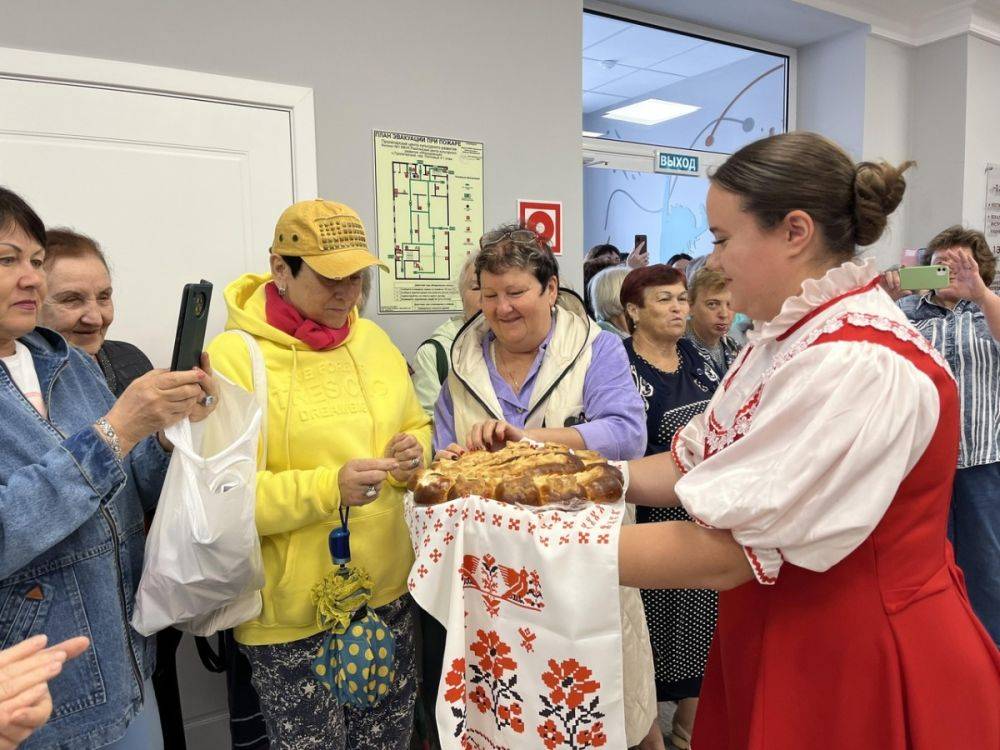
0;635;90;750
103;369;207;454
879;268;913;301
338;458;399;507
434;443;467;461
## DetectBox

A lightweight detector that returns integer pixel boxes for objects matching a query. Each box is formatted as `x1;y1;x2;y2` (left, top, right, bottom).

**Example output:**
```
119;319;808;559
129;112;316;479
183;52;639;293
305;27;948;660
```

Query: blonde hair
589;265;630;322
687;268;728;305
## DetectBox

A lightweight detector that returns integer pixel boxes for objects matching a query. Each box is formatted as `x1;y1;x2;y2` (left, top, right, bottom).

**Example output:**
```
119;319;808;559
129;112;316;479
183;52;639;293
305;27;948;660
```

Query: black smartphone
170;280;213;371
634;234;648;254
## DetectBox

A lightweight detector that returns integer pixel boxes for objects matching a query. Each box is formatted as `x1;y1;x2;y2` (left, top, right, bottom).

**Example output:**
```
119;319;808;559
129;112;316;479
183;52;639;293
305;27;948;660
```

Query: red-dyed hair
619;264;687;333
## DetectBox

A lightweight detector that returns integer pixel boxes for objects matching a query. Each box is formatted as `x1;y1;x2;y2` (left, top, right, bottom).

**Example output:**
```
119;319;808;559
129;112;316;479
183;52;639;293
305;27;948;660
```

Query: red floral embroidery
464;630;524;735
444;658;466;703
541;659;599;709
459;554;545;617
538;719;566;749
518;626;536;653
537;658;605;749
471;630;517;679
469;684;492;713
576;722;607;747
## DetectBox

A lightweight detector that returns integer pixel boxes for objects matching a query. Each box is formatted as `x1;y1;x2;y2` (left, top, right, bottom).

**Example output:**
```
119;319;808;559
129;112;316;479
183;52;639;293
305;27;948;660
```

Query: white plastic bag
132;374;265;636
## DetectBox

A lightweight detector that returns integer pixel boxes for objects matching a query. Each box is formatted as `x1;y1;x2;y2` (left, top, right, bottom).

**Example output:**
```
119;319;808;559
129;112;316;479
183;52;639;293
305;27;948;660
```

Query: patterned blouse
898;294;1000;469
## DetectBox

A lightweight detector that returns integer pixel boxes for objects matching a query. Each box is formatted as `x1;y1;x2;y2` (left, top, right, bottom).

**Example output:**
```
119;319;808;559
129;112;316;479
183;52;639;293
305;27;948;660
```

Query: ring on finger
365;484;378;498
199;394;217;407
409;457;420;468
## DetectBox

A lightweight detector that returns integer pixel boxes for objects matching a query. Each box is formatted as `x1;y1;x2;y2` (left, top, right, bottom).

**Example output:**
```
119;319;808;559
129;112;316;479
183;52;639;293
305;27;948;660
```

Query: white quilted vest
447;294;657;744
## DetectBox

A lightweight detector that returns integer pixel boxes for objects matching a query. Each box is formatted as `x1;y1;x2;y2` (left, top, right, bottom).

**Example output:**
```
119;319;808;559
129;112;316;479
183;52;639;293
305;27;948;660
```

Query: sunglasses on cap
479;228;543;250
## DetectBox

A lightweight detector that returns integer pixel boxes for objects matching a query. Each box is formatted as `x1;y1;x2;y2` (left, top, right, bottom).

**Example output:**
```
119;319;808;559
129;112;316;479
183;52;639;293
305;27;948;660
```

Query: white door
0;48;316;367
0;47;317;748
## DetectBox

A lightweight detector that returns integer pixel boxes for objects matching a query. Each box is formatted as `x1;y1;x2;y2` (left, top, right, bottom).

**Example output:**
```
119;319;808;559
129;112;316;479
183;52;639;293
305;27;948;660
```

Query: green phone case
898;264;950;290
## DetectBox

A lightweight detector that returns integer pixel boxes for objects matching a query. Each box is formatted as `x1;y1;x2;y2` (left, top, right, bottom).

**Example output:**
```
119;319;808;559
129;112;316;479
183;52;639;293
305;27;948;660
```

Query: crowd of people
2;129;999;750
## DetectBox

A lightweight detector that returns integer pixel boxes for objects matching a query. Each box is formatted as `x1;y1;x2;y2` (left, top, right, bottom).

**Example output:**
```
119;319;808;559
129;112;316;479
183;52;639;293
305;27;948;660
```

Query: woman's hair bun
853;160;915;246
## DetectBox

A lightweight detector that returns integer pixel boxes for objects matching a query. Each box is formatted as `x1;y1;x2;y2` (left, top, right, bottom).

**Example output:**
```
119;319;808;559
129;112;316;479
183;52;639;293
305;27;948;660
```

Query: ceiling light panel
603;98;700;125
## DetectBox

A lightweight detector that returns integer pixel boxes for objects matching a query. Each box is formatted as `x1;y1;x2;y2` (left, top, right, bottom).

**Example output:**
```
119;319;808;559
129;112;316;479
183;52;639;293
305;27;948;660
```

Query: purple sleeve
433;382;457;453
574;332;647;460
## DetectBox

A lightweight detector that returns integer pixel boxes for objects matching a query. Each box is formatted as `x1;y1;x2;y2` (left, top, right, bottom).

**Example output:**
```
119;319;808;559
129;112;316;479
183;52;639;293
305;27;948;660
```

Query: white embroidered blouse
671;259;950;584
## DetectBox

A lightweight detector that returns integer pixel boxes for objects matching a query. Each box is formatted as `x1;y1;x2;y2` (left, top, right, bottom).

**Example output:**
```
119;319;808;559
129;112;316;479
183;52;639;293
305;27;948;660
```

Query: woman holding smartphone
0;187;218;750
889;228;1000;648
617;132;1000;748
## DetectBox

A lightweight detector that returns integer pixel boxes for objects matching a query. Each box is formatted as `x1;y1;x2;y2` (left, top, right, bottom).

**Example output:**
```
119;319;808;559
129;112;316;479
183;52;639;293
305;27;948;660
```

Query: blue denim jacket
0;329;168;749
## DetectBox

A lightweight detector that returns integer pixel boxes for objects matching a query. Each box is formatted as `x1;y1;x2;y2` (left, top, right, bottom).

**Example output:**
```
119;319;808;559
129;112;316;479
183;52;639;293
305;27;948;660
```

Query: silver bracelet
94;417;124;462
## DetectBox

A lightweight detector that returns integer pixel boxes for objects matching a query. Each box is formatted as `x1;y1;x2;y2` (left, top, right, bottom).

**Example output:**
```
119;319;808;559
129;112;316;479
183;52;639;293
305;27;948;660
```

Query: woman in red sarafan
619;131;1000;749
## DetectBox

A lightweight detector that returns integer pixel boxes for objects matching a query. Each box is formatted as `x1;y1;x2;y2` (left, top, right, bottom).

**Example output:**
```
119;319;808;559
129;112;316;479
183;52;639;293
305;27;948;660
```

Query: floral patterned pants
240;595;417;750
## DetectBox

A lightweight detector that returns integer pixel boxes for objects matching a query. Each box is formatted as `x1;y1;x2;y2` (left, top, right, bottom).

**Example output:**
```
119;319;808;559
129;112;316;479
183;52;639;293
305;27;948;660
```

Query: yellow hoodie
207;274;430;646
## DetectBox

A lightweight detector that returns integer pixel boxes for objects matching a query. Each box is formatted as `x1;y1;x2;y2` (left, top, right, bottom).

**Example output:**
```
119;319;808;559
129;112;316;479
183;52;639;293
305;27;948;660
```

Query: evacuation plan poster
373;131;484;313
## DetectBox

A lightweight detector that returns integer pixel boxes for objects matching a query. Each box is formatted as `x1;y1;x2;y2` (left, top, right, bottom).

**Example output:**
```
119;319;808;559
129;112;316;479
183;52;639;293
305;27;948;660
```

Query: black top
625;337;718;457
624;335;722;692
96;339;154;396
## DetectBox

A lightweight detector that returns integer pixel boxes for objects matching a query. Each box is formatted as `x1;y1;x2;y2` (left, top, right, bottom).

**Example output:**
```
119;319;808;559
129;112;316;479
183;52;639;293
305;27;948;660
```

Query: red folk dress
670;260;1000;749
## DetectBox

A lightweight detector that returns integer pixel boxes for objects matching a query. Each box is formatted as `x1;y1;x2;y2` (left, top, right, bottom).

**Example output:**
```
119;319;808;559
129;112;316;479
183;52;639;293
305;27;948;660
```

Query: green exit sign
655;150;700;175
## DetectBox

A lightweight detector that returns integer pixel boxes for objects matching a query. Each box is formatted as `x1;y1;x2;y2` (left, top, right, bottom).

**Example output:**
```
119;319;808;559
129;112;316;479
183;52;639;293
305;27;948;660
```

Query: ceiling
610;0;1000;47
793;0;1000;44
583;13;767;113
601;0;863;48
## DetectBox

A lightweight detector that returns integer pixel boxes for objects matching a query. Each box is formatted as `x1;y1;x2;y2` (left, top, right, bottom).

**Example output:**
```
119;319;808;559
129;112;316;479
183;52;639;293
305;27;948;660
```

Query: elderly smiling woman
434;224;646;458
0;186;217;749
431;225;656;747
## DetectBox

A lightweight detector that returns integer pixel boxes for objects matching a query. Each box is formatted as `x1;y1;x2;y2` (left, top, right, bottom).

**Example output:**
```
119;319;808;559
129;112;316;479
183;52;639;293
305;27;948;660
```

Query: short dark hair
44;228;109;271
476;223;559;289
585;243;620;262
281;255;304;276
619;264;687;333
666;252;693;266
0;186;46;248
925;225;995;287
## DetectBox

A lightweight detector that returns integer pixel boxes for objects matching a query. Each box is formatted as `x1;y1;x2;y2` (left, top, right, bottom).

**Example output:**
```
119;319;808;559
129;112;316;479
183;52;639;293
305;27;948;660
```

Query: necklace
492;343;532;392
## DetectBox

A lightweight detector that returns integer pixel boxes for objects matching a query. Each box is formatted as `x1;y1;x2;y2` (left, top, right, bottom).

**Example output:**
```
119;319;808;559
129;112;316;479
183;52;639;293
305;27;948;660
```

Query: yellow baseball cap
270;199;388;279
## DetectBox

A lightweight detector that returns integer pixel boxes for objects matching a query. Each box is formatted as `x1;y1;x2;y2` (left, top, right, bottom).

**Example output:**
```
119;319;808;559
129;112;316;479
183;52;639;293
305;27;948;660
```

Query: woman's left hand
466;420;524;452
385;433;423;484
155;352;219;451
188;352;220;423
940;247;988;302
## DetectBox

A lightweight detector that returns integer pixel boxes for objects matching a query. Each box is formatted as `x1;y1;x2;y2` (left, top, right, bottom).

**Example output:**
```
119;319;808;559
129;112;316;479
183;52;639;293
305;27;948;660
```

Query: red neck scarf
264;282;351;350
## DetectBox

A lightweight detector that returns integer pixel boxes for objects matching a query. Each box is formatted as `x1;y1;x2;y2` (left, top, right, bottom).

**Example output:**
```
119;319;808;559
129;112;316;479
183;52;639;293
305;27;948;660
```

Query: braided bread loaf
408;442;623;506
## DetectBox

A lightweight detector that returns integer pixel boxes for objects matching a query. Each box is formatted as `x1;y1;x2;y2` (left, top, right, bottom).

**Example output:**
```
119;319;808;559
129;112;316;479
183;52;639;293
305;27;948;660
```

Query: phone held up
634;234;647;255
898;265;950;291
170;280;213;371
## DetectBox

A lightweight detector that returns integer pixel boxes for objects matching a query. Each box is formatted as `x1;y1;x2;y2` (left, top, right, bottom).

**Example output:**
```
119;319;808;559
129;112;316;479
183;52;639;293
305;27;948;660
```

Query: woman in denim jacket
0;187;217;749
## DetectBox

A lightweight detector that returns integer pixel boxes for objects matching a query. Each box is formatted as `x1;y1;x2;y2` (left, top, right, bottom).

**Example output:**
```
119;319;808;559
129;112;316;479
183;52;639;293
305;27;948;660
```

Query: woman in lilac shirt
433;224;646;460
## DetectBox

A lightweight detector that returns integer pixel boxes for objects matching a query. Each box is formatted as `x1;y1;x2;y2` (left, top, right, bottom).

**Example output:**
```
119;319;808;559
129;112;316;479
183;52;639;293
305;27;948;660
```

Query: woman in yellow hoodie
207;200;431;749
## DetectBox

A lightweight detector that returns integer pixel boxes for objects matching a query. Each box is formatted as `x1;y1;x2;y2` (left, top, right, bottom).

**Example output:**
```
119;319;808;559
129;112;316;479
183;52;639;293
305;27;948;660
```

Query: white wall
796;28;868;158
0;0;584;362
862;35;913;267
905;34;968;250
0;2;584;747
962;35;1000;232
